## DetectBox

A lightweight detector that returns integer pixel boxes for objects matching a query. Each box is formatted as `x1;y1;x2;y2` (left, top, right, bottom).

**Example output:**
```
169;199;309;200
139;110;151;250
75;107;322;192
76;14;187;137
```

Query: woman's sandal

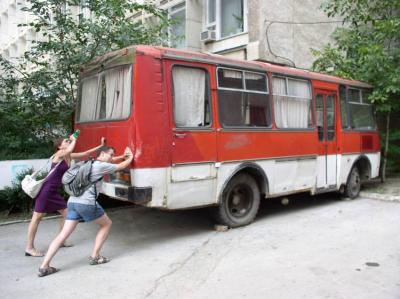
38;266;59;277
89;255;110;265
25;249;44;257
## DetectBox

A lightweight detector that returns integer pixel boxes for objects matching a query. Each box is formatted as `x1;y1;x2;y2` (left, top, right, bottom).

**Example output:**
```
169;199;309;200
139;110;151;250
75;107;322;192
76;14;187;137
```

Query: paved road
0;195;399;299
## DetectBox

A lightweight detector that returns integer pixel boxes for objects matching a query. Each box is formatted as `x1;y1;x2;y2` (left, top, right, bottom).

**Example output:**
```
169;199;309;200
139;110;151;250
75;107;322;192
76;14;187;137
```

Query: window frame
171;64;213;130
271;74;314;131
206;0;217;29
204;0;247;40
216;66;271;129
168;2;186;49
344;86;376;131
76;64;133;124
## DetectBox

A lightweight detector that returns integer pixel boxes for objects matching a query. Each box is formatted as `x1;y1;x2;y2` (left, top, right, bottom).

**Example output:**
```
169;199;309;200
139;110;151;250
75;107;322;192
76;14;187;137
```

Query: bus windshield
76;65;132;123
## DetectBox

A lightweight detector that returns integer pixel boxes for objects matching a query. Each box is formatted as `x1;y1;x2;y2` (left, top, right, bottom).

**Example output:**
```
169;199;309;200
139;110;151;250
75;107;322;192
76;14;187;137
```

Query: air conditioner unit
200;30;216;43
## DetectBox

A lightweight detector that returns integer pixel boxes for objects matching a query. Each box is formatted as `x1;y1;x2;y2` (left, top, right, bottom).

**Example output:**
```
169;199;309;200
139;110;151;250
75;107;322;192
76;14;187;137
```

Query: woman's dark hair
53;138;65;151
96;146;115;157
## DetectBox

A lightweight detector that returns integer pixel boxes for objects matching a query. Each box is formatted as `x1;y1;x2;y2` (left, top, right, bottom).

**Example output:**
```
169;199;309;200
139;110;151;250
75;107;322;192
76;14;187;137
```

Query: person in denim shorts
38;146;133;277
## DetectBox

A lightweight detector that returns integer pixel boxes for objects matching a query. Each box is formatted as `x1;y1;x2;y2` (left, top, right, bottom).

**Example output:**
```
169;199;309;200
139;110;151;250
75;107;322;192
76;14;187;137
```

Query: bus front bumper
102;182;152;204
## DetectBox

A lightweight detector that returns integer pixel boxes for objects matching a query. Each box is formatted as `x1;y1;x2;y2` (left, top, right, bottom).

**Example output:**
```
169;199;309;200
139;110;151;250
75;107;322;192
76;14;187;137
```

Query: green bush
0;168;47;213
382;128;400;175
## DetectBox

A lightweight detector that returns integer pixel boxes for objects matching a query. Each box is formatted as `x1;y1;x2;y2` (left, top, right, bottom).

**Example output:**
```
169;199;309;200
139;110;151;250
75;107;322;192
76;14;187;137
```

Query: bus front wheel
216;174;260;228
345;166;361;199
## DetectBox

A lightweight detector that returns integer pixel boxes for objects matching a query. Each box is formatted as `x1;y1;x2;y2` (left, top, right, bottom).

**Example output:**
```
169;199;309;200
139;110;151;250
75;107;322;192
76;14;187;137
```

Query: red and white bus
75;45;380;227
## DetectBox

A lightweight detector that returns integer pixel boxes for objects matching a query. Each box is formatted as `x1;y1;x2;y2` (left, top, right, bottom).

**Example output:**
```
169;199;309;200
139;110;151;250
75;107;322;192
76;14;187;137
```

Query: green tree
0;0;170;160
312;0;400;181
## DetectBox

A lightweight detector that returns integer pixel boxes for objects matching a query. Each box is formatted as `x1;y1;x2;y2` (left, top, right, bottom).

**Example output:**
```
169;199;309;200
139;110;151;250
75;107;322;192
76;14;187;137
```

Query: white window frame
206;0;216;30
205;0;247;40
168;2;186;48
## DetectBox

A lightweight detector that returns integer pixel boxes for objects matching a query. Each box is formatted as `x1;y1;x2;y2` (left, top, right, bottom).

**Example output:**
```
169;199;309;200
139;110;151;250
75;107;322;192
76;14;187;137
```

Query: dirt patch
362;177;400;197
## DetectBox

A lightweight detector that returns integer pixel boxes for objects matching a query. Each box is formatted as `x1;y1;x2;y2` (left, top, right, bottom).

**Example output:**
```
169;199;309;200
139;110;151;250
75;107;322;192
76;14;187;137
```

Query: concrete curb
360;191;400;202
0;205;136;227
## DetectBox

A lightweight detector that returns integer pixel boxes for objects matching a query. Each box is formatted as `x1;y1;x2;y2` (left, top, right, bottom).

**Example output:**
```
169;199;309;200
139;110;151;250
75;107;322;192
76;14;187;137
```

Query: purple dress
34;160;69;213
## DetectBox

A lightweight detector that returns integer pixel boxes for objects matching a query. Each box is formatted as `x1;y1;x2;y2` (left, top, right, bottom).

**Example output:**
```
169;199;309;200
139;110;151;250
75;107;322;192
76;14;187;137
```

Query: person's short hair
96;146;115;157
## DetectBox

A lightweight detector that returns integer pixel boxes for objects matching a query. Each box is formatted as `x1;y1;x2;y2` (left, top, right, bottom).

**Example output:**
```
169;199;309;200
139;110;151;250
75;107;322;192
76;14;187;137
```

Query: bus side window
218;68;270;128
339;85;349;129
172;66;211;128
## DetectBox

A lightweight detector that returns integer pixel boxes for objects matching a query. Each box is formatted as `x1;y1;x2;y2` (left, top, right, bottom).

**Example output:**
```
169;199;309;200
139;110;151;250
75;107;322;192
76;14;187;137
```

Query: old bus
74;45;380;227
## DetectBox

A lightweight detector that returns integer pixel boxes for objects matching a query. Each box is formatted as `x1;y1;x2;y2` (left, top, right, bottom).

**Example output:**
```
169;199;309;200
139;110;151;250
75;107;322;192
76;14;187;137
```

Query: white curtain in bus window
172;67;206;127
104;66;131;120
273;77;311;128
79;76;100;122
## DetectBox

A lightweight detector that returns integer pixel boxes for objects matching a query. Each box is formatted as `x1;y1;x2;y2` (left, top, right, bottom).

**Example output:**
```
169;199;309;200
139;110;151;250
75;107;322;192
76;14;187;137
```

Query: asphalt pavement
0;190;399;299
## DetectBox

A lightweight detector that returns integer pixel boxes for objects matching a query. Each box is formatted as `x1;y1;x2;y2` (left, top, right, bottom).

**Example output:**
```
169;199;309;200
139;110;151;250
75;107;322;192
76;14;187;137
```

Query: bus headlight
109;170;131;185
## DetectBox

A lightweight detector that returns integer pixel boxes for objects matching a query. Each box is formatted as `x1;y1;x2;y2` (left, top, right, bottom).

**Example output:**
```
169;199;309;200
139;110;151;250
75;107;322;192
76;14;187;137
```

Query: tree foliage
313;0;400;112
312;0;400;176
0;0;170;159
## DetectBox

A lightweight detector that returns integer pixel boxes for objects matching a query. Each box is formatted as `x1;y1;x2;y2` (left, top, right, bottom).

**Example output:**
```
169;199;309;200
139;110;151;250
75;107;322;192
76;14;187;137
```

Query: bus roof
84;45;373;89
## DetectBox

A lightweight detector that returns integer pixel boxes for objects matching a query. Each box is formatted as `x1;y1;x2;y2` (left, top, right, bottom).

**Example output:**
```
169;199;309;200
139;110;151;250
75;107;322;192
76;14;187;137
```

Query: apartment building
0;0;32;63
0;0;339;70
153;0;340;69
0;0;85;64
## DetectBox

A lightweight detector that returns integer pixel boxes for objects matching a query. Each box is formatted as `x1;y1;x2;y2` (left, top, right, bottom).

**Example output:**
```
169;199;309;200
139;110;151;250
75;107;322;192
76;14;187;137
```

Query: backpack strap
89;160;104;204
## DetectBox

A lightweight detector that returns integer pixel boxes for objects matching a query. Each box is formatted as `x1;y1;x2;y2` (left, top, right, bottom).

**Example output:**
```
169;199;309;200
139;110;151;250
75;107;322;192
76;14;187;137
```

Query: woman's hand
100;137;106;146
69;134;77;142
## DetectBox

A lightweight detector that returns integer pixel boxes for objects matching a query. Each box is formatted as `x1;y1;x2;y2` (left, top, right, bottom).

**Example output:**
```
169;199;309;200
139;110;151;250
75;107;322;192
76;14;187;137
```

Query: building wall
0;0;33;63
200;0;340;69
0;159;47;189
0;0;340;71
0;0;81;65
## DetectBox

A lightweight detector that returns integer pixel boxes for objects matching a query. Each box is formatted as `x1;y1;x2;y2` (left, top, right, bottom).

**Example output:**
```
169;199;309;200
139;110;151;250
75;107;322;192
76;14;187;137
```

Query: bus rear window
77;65;132;122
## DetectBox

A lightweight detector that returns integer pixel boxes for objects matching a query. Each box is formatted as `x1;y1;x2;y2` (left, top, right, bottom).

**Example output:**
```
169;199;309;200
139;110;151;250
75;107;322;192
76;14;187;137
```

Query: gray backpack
62;160;100;197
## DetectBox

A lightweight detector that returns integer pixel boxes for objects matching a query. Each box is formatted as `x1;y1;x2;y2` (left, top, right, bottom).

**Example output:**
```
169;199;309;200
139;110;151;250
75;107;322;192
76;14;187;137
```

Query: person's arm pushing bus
114;147;133;171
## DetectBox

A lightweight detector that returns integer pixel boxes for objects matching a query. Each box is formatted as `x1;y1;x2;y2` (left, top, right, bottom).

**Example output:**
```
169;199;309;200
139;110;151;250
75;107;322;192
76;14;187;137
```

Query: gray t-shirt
68;161;117;205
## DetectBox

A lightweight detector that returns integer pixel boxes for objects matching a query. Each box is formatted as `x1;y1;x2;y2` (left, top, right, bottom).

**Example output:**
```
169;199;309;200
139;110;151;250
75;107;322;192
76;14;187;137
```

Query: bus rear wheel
345;166;361;199
216;174;260;228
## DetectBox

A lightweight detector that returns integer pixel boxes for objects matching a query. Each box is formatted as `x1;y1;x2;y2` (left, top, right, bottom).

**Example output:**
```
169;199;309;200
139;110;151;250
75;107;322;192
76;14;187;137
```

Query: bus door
315;90;337;189
164;60;217;208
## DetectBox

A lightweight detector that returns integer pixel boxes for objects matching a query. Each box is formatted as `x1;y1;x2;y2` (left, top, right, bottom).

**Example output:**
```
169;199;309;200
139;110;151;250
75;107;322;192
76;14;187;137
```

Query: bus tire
345;166;361;199
216;174;260;228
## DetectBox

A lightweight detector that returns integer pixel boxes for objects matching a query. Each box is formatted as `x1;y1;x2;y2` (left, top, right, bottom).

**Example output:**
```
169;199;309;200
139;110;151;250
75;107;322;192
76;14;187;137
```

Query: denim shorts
66;202;105;223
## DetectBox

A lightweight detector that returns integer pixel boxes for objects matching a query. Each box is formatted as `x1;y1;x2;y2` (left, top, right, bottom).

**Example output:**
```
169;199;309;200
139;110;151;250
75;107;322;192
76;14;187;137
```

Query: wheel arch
351;155;372;182
218;162;269;204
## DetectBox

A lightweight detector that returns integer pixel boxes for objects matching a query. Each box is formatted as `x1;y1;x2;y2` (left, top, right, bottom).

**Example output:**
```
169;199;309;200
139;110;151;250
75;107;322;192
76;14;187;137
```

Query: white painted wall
0;159;47;189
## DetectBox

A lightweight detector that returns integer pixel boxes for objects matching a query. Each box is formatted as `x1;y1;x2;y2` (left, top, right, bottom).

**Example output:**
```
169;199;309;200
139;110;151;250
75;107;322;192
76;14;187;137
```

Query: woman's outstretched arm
70;137;106;159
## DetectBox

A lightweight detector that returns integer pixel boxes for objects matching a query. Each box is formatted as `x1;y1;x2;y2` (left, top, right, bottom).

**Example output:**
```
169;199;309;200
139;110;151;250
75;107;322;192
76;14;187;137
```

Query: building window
206;0;216;29
272;76;312;129
172;66;211;127
169;2;186;49
217;68;270;128
205;0;246;39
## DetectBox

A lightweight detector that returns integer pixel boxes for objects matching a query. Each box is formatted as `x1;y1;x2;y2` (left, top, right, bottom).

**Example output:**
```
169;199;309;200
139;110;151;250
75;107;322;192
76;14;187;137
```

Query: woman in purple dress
25;135;105;257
